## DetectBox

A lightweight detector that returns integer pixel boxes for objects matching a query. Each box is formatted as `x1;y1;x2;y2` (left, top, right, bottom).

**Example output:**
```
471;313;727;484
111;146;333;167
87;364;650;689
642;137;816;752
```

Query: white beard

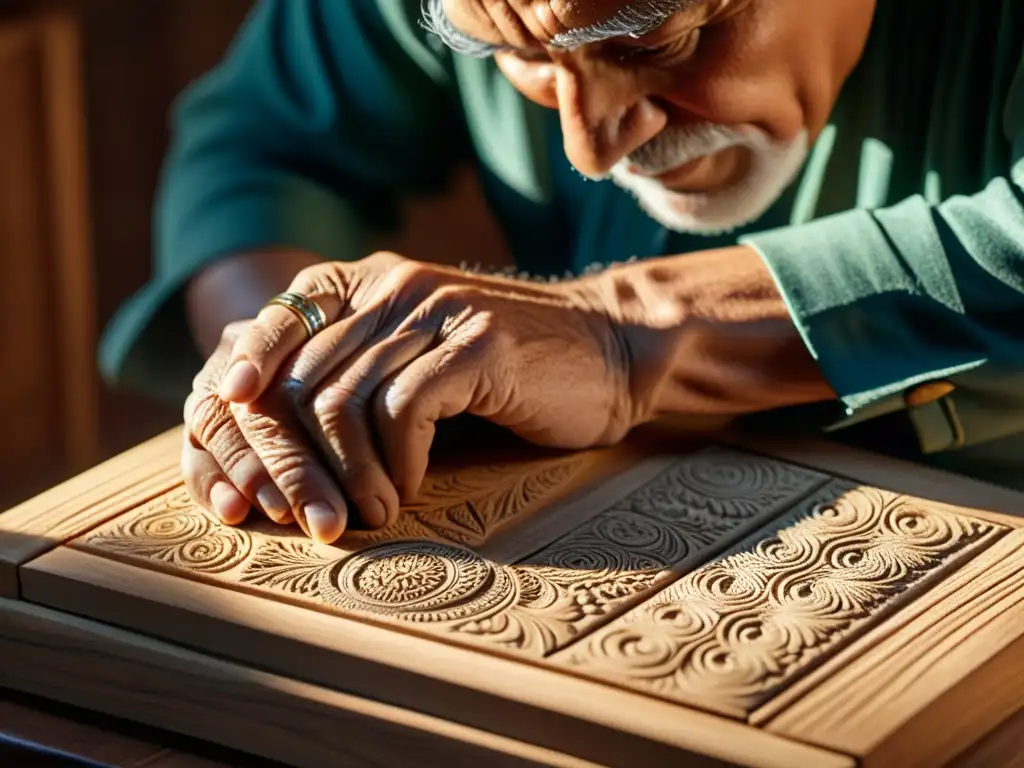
606;123;810;235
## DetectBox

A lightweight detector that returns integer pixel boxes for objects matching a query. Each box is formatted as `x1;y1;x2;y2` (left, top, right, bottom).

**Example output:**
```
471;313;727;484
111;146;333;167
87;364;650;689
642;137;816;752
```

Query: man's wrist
592;246;836;424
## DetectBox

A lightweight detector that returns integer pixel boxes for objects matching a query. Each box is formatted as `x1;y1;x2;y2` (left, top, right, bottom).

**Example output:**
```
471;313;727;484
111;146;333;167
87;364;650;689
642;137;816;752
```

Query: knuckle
313;385;366;425
292;262;345;300
190;396;248;471
267;374;309;409
271;459;317;498
246;317;288;357
188;392;229;445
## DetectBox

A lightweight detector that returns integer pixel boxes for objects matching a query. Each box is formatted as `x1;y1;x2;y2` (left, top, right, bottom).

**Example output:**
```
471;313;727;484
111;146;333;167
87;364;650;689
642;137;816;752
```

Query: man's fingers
374;342;484;502
181;426;250;526
231;398;350;544
307;326;435;528
279;300;387;402
219;268;348;404
183;392;293;526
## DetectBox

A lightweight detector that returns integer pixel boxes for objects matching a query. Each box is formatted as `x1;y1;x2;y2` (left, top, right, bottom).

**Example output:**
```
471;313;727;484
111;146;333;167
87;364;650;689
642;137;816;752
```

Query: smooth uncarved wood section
20;547;854;768
0;598;609;768
761;529;1024;767
0;427;181;597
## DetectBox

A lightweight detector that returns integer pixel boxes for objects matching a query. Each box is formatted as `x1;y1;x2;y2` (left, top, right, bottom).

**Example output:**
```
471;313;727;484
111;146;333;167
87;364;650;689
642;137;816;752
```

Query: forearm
594;246;836;423
186;249;322;357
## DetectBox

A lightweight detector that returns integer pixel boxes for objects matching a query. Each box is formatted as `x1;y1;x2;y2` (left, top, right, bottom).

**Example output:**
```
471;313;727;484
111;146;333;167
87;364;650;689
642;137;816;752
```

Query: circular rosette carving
319;542;515;623
92;502;251;574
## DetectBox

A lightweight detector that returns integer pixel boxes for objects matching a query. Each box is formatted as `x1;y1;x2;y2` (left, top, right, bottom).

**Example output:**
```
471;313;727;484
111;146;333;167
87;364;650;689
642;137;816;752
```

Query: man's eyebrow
420;0;698;58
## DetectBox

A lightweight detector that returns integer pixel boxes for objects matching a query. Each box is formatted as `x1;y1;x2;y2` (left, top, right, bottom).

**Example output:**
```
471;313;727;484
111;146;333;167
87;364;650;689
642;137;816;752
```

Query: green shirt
100;0;1024;489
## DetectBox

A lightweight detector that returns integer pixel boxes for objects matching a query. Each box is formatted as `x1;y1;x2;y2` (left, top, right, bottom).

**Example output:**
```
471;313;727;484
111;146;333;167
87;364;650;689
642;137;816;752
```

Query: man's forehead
433;0;699;52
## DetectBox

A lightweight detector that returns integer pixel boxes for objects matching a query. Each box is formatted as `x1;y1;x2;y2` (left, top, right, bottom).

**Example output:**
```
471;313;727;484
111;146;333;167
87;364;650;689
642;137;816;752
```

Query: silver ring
264;292;328;339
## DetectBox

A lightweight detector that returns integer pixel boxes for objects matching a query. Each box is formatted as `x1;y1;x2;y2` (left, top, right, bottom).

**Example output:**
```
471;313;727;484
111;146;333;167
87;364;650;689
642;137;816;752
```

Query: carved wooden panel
74;448;828;659
554;481;1006;718
7;433;1023;768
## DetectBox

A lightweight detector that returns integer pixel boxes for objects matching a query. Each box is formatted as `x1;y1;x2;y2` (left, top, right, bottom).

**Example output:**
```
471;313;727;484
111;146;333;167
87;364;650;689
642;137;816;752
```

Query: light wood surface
759;528;1024;766
0;427;181;597
0;598;602;768
21;546;855;768
66;447;830;662
9;430;1024;765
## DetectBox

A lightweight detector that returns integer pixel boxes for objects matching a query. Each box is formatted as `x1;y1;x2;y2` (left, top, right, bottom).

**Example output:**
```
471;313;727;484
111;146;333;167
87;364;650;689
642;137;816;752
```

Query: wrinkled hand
183;251;634;544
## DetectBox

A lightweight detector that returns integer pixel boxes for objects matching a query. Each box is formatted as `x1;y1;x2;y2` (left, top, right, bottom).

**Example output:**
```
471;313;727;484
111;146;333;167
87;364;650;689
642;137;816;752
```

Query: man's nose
555;59;667;178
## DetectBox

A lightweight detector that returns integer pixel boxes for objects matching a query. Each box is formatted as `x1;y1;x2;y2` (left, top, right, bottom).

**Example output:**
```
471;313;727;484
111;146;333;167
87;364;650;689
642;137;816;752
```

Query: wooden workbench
1;425;1022;766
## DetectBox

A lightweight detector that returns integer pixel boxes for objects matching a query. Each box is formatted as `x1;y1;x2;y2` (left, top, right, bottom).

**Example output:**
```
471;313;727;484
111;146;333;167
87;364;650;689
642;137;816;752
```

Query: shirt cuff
739;198;986;435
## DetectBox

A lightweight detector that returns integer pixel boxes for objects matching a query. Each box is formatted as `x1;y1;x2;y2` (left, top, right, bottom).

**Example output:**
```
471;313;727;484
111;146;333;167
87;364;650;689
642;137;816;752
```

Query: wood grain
553;480;1006;719
0;694;163;767
0;426;181;597
36;8;99;476
70;447;828;659
948;705;1024;768
20;547;854;768
0;10;99;511
0;598;604;768
761;529;1024;767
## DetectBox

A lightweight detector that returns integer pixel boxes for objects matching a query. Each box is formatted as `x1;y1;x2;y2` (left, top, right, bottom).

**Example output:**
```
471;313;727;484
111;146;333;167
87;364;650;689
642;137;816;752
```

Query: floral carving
348;455;591;548
83;489;251;574
232;449;827;658
555;482;1005;716
238;540;331;598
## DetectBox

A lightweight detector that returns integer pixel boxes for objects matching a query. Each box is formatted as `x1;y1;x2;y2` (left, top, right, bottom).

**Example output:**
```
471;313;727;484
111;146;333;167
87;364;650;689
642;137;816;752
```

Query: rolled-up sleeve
741;57;1024;454
99;0;463;401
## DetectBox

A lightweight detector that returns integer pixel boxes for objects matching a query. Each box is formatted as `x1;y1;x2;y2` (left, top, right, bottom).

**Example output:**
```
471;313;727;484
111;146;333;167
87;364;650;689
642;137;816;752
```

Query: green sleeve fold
98;0;462;402
742;58;1024;453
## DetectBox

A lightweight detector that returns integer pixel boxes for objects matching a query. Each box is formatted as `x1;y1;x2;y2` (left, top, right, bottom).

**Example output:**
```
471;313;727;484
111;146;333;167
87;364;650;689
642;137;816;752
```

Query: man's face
428;0;876;233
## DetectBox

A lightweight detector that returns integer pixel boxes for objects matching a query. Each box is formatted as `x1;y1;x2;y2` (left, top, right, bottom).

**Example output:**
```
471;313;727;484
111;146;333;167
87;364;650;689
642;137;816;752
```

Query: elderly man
100;0;1024;544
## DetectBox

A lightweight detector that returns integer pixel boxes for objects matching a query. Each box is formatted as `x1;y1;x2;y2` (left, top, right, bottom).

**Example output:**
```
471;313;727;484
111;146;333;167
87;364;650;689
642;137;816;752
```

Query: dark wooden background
0;0;509;510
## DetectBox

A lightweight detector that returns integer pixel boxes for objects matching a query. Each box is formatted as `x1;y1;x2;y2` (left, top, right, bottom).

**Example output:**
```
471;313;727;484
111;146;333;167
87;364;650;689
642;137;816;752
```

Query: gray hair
421;0;695;57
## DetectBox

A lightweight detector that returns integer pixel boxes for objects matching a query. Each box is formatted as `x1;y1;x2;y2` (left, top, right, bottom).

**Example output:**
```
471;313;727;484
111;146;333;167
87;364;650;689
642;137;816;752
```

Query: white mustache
625;123;751;176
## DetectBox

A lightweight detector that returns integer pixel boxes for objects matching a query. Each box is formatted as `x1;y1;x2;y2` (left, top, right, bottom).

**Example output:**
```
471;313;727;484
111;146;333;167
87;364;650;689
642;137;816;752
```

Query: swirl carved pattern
554;482;1005;717
82;489;252;574
237;449;828;657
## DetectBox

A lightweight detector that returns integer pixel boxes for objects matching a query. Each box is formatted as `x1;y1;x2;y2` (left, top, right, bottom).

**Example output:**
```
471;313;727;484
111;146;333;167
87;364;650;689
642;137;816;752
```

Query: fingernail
219;360;259;402
303;502;344;543
210;481;248;524
256;484;290;522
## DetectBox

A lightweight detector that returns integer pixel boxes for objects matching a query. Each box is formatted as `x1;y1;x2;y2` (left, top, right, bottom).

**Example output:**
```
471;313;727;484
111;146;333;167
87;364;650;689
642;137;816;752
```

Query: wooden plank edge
722;431;1024;525
21;547;854;768
0;427;182;598
755;530;1024;766
0;597;609;768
